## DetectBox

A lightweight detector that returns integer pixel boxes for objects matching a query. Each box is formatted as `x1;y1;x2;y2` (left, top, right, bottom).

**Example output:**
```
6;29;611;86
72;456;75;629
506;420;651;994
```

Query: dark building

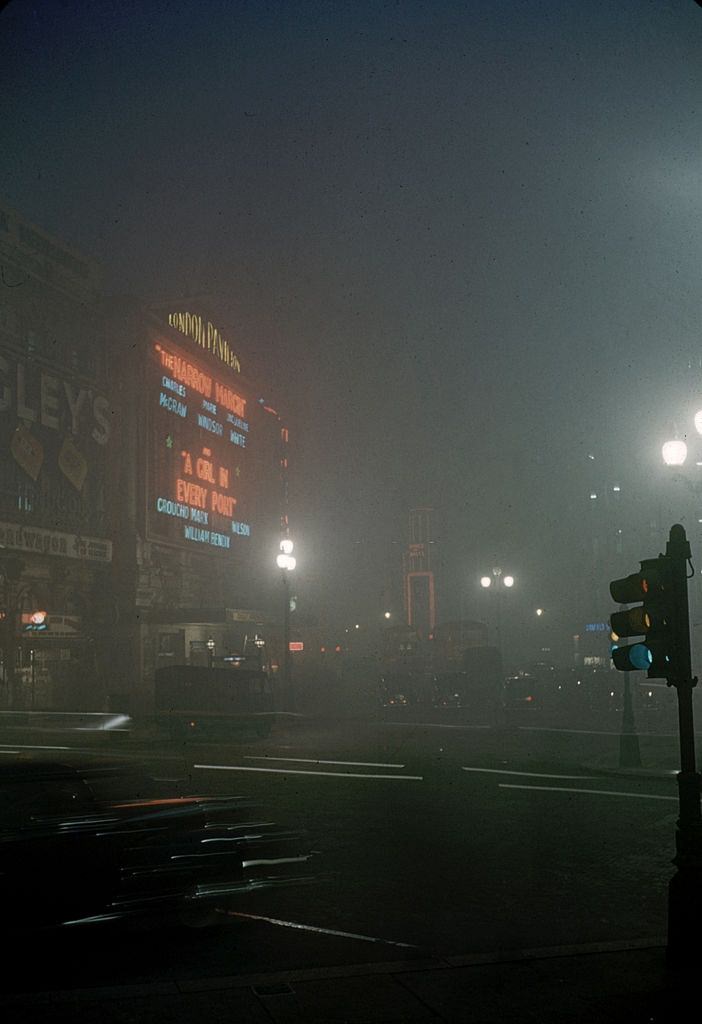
0;202;114;710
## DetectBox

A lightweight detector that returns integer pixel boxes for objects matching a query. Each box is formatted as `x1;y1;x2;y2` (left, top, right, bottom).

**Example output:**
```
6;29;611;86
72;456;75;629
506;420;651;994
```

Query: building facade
106;303;289;712
0;203;114;710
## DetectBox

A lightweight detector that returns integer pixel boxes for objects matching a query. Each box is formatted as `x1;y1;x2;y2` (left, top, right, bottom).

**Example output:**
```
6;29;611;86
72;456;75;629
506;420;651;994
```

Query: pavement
2;938;696;1023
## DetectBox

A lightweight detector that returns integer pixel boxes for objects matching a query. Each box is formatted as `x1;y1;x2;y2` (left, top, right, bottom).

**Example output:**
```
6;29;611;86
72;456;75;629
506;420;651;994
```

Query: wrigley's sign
0;521;112;563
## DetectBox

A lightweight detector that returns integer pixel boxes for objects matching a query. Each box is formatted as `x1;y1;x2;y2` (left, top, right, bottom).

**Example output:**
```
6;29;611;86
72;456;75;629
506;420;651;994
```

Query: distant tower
403;508;436;639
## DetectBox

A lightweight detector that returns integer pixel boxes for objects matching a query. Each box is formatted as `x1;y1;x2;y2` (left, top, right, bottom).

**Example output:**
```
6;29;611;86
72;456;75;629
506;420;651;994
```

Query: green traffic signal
611;642;652;672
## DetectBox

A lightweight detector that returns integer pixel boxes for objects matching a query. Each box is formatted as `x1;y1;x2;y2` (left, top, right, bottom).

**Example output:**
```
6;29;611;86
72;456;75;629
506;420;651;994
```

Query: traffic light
609;556;675;679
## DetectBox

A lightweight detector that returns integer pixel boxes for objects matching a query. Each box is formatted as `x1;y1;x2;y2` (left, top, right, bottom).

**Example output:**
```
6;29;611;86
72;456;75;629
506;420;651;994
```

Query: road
0;701;691;995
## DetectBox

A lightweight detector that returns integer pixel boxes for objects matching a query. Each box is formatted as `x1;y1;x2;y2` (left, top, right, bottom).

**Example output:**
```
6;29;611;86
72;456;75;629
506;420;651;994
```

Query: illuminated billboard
146;335;282;557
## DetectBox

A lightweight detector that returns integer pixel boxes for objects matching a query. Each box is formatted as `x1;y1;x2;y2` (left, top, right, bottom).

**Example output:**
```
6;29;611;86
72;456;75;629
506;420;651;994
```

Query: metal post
666;523;702;968
282;571;293;711
619;669;641;768
495;587;502;660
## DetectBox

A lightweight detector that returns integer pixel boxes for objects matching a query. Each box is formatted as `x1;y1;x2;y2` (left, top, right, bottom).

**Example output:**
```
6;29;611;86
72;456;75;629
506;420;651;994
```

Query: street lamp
478;568;515;658
276;539;296;710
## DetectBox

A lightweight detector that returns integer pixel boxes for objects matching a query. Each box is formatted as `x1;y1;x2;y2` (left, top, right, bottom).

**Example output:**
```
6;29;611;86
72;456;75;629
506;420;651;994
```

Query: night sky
2;1;702;651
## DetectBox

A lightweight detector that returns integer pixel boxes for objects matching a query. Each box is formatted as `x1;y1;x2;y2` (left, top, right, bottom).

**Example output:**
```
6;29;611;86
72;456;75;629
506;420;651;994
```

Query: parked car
0;759;313;933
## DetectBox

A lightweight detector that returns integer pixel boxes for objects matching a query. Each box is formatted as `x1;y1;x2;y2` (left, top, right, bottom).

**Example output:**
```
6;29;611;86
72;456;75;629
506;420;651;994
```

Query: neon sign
148;340;257;554
167;312;241;373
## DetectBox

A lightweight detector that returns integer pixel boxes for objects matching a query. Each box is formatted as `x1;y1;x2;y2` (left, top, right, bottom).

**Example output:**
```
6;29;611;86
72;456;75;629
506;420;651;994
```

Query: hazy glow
536;608;544;616
480;576;492;588
503;575;515;588
662;439;687;466
695;410;702;435
277;552;296;570
280;537;294;555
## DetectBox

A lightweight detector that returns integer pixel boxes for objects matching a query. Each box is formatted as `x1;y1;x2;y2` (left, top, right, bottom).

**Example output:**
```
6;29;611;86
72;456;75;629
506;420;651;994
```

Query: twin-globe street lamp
479;568;515;657
276;538;296;710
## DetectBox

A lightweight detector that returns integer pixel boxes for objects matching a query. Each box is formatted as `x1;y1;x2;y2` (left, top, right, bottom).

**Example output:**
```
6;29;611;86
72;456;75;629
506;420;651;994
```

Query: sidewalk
2;940;691;1023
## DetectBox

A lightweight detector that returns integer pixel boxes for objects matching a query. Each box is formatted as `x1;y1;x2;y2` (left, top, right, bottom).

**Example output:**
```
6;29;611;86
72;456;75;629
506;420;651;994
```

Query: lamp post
276;539;296;711
479;567;515;659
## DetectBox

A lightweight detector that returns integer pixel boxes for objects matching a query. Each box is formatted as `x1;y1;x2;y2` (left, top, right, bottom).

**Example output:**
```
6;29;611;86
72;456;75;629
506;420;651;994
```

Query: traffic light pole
665;524;702;969
618;668;641;769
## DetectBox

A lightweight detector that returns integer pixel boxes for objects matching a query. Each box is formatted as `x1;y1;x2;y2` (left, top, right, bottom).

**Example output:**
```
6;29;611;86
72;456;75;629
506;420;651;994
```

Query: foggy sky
2;0;702;647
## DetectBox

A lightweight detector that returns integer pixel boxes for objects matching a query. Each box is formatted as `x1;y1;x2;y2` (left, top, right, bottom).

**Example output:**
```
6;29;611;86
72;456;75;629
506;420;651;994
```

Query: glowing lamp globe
503;575;515;588
480;576;492;588
662;440;687;467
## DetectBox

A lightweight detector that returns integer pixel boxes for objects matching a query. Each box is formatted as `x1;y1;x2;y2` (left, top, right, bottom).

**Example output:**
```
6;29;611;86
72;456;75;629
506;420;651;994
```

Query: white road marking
226;911;418;948
245;755;406;768
0;742;73;750
462;766;591;780
384;721;491;730
517;725;689;739
194;763;423;780
499;783;677;801
518;726;624;736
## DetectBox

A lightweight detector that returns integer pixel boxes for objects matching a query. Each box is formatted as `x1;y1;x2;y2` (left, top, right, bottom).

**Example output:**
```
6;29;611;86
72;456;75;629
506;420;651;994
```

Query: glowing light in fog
662;439;687;466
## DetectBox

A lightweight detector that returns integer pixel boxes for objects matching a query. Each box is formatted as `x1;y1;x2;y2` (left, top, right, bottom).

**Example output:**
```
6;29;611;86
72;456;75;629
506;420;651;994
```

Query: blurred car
0;759;313;933
502;672;539;712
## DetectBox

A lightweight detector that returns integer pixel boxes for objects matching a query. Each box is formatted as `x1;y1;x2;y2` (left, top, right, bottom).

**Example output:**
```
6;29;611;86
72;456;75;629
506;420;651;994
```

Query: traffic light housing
609;556;675;679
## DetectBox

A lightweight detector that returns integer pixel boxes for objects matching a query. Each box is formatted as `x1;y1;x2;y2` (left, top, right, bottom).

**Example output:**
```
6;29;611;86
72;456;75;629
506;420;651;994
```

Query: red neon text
157;346;212;398
214;382;246;418
176;479;208;508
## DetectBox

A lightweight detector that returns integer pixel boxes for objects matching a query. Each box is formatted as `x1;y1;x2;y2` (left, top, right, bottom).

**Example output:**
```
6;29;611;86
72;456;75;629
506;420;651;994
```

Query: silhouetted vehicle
431;671;469;707
502;672;539;712
154;661;275;738
0;760;312;933
459;645;503;715
379;670;424;707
